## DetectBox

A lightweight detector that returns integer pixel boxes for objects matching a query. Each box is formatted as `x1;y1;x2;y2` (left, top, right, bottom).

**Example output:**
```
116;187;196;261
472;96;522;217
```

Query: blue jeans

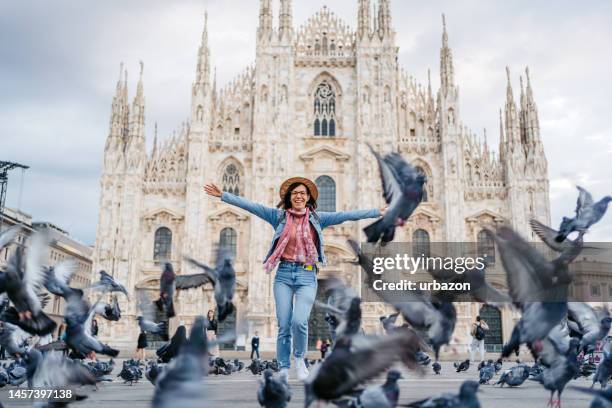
273;261;318;369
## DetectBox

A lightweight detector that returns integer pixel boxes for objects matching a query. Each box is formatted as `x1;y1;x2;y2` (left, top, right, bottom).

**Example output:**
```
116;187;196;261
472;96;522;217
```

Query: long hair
281;182;318;210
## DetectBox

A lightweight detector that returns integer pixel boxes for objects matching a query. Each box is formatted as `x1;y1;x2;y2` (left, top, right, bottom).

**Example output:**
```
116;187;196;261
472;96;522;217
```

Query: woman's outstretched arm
204;183;280;226
318;207;383;228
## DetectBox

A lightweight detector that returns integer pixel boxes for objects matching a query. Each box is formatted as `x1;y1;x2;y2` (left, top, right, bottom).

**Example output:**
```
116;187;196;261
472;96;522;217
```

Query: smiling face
289;183;310;210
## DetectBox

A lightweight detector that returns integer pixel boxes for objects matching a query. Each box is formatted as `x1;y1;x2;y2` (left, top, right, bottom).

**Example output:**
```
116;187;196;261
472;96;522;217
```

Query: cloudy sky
1;0;611;246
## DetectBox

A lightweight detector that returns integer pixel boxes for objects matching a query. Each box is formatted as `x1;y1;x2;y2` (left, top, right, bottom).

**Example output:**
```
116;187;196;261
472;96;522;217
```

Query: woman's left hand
379;205;387;216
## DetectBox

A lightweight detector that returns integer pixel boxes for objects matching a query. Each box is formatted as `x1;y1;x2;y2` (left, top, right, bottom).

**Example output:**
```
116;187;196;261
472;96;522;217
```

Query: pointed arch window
316;175;336;212
222;163;240;196
313;81;336;137
412;229;430;258
220;227;237;260
477;229;495;265
154;227;172;261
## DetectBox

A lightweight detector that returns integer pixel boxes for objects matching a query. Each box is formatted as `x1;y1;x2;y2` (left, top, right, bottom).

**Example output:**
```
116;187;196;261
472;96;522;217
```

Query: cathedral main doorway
480;304;503;352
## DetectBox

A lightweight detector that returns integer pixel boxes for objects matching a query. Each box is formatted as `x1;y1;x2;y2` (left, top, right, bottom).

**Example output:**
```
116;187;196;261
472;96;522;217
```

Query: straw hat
279;177;319;202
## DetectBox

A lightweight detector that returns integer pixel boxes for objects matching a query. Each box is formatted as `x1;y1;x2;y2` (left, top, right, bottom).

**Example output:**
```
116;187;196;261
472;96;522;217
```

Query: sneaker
294;356;309;381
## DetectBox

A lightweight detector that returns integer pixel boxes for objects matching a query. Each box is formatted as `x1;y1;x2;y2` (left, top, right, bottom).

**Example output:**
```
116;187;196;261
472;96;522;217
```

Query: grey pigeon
2;233;56;335
494;227;581;357
567;303;611;354
257;368;292;408
478;361;495;384
185;246;236;322
304;330;422;407
364;144;425;244
27;349;95;398
496;364;530;387
90;270;129;298
137;292;165;335
359;369;402;408
556;186;612;242
433;362;441;374
64;292;119;357
405;380;481;408
315;278;362;339
91;294;121;321
146;361;165;386
349;240;456;361
43;259;83;299
593;342;612;389
152;315;210;407
455;359;470;373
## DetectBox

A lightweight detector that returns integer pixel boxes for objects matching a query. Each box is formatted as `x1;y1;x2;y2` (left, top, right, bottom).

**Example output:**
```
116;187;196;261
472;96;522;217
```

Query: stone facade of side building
92;1;550;354
0;207;93;336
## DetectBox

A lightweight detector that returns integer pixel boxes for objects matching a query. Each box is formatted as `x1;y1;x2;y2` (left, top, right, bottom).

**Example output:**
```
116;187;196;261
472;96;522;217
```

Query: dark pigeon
185;246;236;322
433;361;441;375
455;359;470;373
90;270;129;298
156;325;188;363
152;315;210;407
363;144;425;244
156;262;212;319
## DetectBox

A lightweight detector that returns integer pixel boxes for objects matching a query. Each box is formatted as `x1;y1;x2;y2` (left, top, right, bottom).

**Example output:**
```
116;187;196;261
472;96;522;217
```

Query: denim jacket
220;192;381;266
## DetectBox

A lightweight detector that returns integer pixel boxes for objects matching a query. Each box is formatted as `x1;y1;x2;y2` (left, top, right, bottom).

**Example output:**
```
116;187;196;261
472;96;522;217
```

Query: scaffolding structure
0;161;29;231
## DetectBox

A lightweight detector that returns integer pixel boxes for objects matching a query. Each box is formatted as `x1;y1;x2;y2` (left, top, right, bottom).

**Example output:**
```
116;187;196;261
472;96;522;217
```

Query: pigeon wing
367;143;403;206
175;273;214;290
576;186;594;216
184;257;218;286
0;226;19;252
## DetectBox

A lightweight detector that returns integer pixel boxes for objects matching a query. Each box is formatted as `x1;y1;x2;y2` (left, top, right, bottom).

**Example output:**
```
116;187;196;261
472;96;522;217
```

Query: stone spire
106;63;128;153
128;62;145;148
258;0;273;41
504;66;520;147
278;0;293;40
357;0;370;39
499;108;505;160
195;12;210;88
440;14;455;92
377;0;392;39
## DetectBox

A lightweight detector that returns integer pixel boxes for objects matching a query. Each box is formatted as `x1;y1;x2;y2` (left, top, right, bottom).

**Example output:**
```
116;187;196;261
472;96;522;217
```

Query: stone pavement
0;360;595;407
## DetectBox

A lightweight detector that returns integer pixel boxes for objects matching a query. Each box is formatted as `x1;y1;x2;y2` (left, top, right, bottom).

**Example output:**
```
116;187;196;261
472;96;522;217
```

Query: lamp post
0;161;29;232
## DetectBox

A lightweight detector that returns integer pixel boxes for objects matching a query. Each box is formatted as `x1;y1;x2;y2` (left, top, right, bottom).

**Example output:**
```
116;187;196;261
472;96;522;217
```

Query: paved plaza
0;360;595;407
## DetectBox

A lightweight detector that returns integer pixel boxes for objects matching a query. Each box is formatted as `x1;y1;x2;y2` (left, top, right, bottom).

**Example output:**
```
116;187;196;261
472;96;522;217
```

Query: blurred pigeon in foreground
363;143;425;244
152;316;210;408
349;240;456;361
257;368;292;408
556;186;611;242
315;278;362;339
304;330;422;407
43;259;83;299
592;342;612;389
379;313;399;333
405;380;481;408
90;270;129;298
0;321;30;356
571;386;612;408
496;364;530;387
185;246;236;322
494;227;581;357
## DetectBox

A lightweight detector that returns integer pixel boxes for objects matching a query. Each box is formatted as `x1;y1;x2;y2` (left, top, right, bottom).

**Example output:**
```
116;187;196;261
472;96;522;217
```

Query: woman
136;330;147;361
204;177;382;380
206;309;219;356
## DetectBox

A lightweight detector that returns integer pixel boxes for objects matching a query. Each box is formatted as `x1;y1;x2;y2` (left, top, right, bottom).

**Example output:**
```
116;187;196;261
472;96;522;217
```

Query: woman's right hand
204;183;222;197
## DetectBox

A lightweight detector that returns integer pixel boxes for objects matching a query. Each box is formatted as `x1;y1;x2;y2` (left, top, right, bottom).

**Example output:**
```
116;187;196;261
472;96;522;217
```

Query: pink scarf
264;207;318;273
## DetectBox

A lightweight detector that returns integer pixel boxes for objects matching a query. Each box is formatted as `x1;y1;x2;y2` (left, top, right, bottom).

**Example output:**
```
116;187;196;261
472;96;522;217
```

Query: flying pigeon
0;321;30;356
567;303;612;354
555;186;612;242
90;270;129;298
363;143;425;244
156;325;188;363
185;246;236;322
43;259;83;299
137;292;166;335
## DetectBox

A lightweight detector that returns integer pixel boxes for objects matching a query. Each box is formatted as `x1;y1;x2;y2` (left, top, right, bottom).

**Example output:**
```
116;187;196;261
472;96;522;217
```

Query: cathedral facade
93;1;550;354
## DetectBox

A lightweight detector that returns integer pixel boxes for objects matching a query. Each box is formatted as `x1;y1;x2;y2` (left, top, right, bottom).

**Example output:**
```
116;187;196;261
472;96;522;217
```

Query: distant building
0;207;93;332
